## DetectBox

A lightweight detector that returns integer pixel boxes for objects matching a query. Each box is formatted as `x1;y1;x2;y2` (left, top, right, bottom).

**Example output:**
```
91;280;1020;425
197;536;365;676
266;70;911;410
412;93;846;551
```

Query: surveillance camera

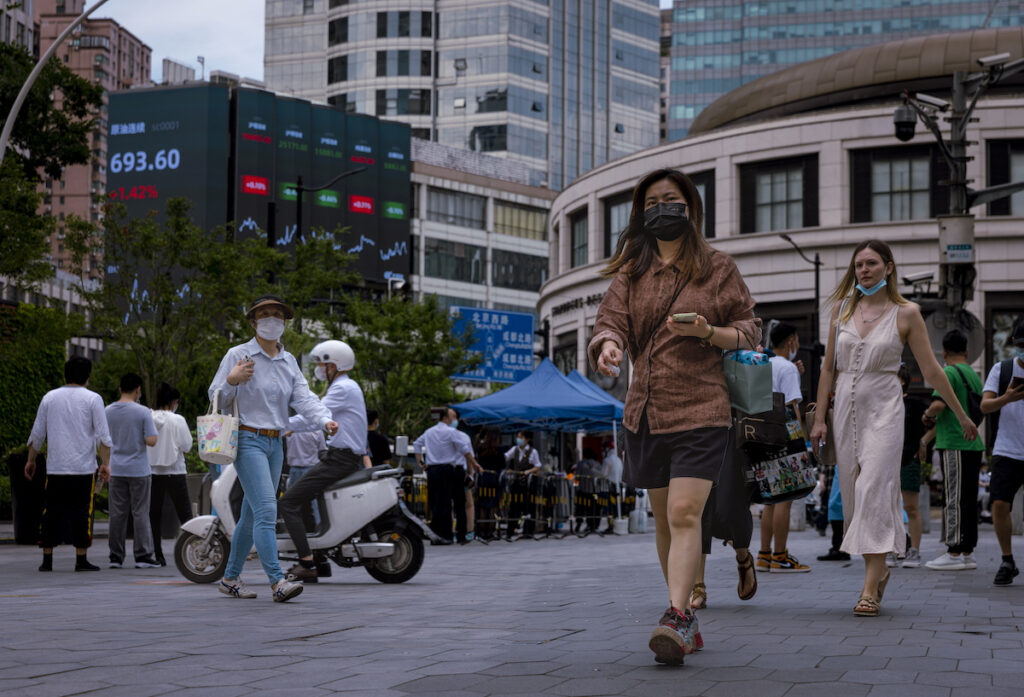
978;52;1011;68
914;93;951;110
893;104;917;142
902;271;934;284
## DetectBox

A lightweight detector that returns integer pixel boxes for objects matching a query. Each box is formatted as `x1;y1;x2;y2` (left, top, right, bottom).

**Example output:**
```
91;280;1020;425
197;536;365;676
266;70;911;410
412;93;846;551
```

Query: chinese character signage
450;307;535;384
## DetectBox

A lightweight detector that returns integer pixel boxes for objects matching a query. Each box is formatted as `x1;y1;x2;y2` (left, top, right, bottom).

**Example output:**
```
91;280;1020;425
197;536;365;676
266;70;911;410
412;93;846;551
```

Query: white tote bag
197;389;239;466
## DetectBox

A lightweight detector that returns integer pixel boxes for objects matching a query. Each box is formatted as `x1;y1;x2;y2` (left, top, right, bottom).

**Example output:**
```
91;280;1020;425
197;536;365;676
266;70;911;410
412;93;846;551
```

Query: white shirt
413;422;471;465
290;374;367;454
27;385;113;475
770;355;803;405
452;429;475;470
601;451;623;483
984;358;1024;459
504;444;542;470
147;409;194;475
286;429;325;468
209;337;331;432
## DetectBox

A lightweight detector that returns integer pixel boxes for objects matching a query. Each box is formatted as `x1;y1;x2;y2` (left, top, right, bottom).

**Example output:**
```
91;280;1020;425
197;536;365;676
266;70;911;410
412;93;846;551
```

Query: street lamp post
780;233;823;401
0;0;114;166
291;167;367;243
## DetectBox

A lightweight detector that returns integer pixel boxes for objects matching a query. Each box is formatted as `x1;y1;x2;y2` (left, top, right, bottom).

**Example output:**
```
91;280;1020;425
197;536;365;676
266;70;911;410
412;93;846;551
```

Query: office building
264;0;661;190
35;0;152;279
666;0;1024;140
162;58;196;85
540;28;1024;396
1;0;35;54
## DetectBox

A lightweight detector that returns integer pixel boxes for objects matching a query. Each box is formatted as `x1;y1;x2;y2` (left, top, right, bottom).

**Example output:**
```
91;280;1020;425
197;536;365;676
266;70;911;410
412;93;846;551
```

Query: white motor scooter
175;462;438;585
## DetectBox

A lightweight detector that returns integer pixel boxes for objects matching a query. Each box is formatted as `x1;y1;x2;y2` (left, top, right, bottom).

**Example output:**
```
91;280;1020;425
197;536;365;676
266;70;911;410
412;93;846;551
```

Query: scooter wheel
364;527;424;584
174;531;230;583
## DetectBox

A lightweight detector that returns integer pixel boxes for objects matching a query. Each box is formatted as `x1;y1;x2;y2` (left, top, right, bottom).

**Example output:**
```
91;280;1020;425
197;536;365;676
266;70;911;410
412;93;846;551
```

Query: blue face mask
449;419;459;430
516;437;526;447
855;278;887;296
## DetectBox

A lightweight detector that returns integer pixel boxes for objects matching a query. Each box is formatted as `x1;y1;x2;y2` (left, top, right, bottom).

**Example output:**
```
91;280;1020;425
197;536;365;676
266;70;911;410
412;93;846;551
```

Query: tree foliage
342;294;481;439
68;198;359;436
0;43;104;285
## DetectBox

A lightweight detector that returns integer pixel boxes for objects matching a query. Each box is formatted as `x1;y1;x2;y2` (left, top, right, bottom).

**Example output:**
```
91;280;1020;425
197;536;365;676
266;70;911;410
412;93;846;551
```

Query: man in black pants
924;330;986;571
413;408;476;544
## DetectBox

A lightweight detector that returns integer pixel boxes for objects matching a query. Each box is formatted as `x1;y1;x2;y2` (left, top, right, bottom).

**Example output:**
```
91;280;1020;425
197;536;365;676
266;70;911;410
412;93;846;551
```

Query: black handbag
952;364;984;425
735;393;789;449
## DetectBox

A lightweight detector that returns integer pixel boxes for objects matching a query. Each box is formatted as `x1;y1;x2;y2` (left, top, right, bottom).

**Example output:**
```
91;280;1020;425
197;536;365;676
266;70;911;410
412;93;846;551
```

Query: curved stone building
539;27;1024;399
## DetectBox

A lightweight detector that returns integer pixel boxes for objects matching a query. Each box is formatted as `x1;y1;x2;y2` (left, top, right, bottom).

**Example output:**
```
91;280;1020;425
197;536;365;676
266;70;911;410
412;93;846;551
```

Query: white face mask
787;347;798;361
255;317;285;341
314;365;327;381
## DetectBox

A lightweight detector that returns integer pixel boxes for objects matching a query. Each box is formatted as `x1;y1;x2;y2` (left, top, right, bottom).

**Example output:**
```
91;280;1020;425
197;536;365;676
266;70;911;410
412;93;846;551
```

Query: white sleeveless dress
832;303;906;556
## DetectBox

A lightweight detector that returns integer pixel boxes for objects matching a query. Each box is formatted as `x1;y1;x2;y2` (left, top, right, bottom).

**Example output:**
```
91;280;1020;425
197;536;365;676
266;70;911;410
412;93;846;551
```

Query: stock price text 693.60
109;149;181;174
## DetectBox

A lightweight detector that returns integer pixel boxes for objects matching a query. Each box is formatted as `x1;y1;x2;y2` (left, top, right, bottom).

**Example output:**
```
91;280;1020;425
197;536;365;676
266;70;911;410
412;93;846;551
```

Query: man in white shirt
414;408;476;544
25;356;113;572
757;322;811;574
981;322;1024;586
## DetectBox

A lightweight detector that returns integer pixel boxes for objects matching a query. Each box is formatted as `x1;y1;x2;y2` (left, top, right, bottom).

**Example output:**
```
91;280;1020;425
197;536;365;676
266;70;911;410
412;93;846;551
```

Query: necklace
859;301;889;323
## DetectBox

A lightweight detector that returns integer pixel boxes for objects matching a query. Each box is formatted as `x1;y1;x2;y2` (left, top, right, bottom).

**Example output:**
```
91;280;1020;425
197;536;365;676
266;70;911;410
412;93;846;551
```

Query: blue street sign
450;306;535;384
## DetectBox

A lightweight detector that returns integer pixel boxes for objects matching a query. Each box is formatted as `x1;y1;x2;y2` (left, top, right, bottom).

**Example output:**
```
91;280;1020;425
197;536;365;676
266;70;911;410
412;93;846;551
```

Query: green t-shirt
931;363;986;451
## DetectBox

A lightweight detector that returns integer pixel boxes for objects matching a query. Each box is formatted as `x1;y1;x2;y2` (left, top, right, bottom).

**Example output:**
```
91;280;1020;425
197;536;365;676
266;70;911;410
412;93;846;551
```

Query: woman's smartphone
1010;376;1024;390
672;312;698;323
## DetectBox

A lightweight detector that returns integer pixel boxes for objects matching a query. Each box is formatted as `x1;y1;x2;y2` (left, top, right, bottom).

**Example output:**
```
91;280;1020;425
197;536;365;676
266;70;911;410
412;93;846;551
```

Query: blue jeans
224;431;284;584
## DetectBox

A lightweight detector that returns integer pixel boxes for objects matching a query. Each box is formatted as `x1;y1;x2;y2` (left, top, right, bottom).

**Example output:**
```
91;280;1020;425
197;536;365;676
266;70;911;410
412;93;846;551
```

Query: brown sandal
689;582;707;609
853;596;880;616
737;551;758;601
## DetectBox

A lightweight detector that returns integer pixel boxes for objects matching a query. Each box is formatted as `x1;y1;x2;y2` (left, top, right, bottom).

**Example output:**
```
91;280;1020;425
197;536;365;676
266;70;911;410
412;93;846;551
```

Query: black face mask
643;202;693;242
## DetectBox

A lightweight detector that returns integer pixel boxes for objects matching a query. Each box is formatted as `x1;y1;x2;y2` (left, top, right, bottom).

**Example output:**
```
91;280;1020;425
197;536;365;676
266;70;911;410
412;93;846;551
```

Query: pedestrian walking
366;409;392;466
25;356;112;572
280;340;372;583
106;373;161;569
895;365;930;569
980;322;1024;586
209;295;337;602
147;382;194;566
810;239;978;617
590;168;760;665
757;321;811;574
413;408;477;544
922;329;986;571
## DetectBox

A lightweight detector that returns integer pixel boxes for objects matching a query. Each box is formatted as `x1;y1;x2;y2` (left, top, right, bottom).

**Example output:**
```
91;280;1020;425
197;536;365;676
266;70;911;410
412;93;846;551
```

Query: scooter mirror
395;435;409;457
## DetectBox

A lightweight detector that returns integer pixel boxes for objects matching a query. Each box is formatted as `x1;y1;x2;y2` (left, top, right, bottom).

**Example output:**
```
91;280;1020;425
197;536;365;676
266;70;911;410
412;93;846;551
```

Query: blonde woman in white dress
810;239;978;616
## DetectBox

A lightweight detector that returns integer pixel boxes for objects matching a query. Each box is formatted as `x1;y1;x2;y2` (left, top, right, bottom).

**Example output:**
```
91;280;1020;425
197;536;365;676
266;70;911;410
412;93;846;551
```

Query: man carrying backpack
922;330;986;571
981;322;1024;586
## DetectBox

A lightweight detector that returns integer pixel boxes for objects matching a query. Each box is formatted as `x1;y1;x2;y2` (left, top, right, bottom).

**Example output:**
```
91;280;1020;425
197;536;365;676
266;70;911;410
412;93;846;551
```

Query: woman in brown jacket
589;168;759;666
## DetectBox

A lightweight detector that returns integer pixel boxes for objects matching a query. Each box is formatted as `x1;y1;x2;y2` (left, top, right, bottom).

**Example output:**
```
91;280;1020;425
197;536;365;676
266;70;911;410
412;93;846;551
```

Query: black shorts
622;410;731;489
989;455;1024;504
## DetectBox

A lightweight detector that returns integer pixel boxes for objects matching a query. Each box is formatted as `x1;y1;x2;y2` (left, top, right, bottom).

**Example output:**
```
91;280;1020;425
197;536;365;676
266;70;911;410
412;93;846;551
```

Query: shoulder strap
630;275;691;360
952;364;978;396
999;358;1014;396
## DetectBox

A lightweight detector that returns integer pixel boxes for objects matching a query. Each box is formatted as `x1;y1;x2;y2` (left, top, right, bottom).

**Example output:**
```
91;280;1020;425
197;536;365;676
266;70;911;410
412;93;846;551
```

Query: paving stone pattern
1;522;1022;696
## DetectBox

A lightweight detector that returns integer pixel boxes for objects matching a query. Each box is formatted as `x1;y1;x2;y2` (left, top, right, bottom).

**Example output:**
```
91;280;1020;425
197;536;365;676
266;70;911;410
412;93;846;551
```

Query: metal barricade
400;474;428;520
543;473;572;538
473;469;503;540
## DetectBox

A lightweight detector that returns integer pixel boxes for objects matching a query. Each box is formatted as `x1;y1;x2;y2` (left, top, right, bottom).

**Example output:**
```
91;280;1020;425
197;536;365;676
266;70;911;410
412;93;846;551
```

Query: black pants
426;464;466;542
278;447;362;558
939;449;982;554
150;474;193;562
39;474;95;549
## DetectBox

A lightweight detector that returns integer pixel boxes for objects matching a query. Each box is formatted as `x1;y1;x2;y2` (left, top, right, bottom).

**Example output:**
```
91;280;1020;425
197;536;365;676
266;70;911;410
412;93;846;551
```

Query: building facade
35;0;152;279
1;0;35;54
264;0;661;190
411;138;556;317
540;28;1024;400
666;0;1024;140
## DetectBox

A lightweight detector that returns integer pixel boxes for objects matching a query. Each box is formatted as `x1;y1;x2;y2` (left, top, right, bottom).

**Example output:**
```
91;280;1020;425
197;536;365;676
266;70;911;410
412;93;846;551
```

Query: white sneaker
925;552;967;570
218;577;257;599
962;554;978;569
271;578;304;603
902;549;921;568
885;552;899;568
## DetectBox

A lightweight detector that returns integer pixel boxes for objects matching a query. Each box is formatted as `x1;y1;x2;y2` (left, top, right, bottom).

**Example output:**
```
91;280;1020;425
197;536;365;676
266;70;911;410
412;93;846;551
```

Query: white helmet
311;340;355;372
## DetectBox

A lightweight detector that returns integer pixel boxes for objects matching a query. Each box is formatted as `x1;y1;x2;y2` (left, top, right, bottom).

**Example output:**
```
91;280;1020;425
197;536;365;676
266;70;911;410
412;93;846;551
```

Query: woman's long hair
828;239;909;323
601;168;714;283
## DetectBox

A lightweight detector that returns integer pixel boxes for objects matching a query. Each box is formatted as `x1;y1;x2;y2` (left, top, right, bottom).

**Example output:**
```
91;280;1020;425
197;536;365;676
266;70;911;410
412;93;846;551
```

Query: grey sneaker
885;552;899;568
926;552;967;570
902;549;921;568
271;578;304;603
219;577;257;599
649;607;700;665
962;554;978;569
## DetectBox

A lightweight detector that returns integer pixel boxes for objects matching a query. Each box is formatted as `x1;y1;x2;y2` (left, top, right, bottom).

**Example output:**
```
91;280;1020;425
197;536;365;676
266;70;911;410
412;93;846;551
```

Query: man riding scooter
279;340;372;583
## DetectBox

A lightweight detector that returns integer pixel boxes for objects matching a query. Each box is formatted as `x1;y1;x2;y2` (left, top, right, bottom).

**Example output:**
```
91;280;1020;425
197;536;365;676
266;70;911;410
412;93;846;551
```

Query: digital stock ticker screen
107;84;411;284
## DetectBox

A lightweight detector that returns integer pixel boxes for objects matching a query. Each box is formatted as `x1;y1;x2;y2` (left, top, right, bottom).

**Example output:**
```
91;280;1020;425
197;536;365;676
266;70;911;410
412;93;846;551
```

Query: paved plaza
1;519;1023;697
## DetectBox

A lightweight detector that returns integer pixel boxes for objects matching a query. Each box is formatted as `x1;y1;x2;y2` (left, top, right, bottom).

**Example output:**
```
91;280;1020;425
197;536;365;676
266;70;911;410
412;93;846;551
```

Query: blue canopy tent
453;358;621;435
